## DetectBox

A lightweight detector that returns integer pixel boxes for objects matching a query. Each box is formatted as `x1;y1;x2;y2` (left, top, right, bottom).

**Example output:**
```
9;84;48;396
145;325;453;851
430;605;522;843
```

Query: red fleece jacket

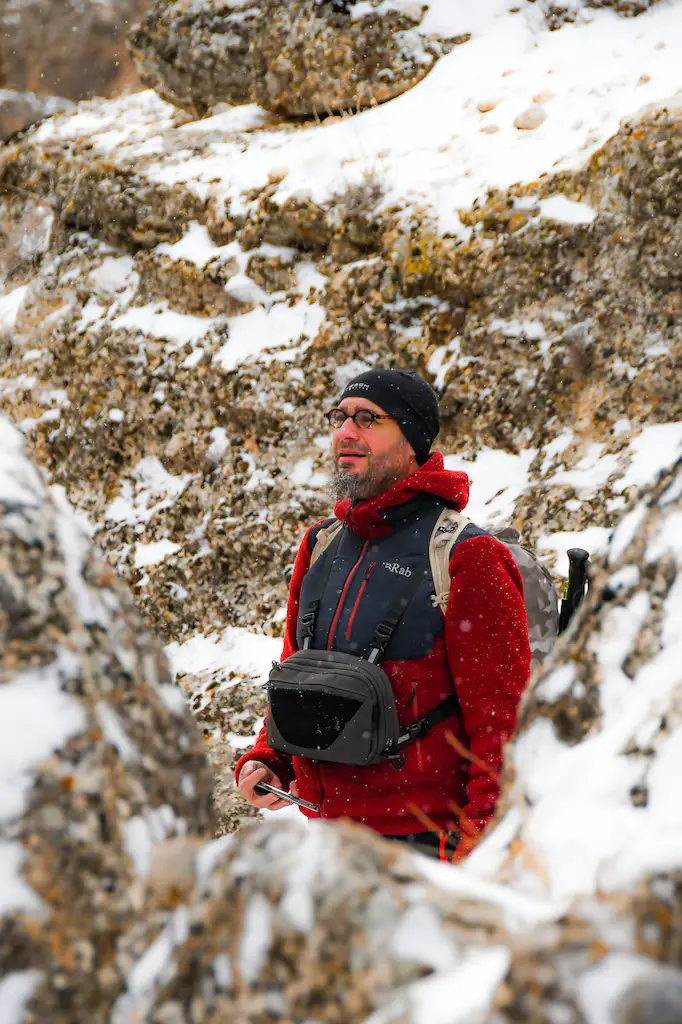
235;453;531;837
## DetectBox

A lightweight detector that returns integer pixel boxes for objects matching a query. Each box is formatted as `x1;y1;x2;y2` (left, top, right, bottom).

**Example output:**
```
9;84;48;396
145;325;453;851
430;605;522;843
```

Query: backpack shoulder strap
429;507;473;611
309;518;344;569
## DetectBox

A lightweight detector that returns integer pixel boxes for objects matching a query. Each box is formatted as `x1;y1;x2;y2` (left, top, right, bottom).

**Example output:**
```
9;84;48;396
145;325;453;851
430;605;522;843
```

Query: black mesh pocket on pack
270;688;363;750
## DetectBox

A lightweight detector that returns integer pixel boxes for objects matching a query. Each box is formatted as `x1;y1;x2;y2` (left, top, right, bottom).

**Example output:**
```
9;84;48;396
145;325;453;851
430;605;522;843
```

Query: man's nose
336;416;362;442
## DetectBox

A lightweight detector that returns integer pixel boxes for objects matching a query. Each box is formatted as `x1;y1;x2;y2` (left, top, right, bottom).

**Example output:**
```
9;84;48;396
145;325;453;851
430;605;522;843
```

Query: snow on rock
109;818;524;1023
539;194;598;224
1;39;681;732
18;2;680;233
475;456;682;964
0;415;214;1018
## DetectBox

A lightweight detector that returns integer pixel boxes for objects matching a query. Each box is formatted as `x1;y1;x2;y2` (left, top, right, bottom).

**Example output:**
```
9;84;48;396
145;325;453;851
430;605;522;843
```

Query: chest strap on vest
393;693;460;750
365;560;431;664
301;526;347;650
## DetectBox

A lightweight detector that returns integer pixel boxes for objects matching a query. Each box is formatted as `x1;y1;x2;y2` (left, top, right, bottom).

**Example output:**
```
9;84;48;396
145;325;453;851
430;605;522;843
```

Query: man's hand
237;761;292;811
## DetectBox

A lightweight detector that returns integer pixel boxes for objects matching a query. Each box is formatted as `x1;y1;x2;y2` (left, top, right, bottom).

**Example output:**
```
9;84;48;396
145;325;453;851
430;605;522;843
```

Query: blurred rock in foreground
0;414;214;1020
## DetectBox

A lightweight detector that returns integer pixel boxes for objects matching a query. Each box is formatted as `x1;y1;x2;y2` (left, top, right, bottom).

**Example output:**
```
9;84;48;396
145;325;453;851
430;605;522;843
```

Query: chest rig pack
265;522;459;767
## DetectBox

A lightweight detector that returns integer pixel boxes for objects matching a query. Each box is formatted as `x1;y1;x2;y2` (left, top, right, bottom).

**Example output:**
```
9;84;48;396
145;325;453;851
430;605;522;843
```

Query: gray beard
330;463;409;501
329;470;367;500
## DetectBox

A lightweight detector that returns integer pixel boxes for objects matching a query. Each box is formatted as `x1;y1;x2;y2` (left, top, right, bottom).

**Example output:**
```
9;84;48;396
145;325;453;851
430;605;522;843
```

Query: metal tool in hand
254;781;321;813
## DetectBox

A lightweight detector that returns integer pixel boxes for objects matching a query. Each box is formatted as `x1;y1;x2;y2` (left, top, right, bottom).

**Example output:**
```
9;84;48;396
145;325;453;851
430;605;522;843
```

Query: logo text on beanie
346;382;370;390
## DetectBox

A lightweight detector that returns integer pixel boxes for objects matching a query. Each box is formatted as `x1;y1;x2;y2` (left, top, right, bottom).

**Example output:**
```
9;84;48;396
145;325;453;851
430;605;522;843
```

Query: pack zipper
345;561;376;641
327;538;370;649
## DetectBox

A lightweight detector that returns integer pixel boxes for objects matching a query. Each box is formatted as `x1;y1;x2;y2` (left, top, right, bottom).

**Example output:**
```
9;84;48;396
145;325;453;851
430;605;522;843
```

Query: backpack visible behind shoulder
429;508;559;671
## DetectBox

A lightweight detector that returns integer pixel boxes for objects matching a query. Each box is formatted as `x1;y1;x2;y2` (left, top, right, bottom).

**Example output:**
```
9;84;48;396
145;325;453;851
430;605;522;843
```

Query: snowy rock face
0;0;150;104
0;416;214;1018
129;0;457;117
489;455;682;951
1;98;680;654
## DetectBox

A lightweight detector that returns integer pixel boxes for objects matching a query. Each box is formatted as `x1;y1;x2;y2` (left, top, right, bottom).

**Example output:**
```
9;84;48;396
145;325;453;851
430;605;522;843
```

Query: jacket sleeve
444;535;531;836
233;521;319;788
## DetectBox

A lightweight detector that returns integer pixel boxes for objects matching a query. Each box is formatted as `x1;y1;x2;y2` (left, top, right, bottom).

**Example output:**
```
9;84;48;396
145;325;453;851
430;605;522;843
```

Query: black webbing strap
300;524;346;650
365;557;431;664
394;693;460;749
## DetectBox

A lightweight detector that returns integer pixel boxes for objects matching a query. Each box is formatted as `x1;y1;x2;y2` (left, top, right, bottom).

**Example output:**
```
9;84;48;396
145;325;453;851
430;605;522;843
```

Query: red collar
333;452;470;538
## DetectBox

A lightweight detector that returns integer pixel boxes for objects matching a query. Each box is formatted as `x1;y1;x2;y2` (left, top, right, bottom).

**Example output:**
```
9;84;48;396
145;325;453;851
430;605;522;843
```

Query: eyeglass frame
324;407;393;430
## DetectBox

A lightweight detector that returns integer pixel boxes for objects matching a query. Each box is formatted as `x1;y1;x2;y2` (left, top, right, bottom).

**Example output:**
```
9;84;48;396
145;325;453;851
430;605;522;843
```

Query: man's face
329;397;419;500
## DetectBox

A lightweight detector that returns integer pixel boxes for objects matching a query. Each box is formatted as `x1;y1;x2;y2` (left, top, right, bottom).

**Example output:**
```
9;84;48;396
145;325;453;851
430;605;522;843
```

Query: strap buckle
300;604;319;647
397;720;428;747
383;744;406;769
301;611;316;631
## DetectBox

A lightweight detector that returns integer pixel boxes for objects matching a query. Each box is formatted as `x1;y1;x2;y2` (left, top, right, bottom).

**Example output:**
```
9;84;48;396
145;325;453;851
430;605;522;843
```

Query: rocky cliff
0;91;679;642
0;1;681;1017
0;0;680;830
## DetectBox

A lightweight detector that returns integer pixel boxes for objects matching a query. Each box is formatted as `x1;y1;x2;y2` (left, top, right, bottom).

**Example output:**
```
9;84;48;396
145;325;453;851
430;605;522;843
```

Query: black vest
296;495;485;661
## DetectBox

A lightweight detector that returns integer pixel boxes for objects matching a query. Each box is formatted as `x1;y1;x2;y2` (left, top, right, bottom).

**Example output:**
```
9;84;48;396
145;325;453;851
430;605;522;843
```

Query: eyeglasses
325;408;392;430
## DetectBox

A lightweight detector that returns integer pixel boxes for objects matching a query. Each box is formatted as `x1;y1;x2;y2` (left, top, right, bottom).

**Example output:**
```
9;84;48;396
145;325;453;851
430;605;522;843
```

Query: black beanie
338;368;440;465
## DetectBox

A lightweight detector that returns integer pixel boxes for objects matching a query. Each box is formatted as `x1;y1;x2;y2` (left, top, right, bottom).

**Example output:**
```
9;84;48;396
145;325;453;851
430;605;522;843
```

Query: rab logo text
346;382;370;390
384;562;412;577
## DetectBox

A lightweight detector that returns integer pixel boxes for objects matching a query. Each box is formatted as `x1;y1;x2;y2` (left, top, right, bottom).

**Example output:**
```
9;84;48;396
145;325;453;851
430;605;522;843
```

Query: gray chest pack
264;507;559;768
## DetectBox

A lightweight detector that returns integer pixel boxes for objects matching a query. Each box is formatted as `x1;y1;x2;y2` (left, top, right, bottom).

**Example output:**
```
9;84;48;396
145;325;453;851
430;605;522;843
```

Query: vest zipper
345;561;376;641
328;538;370;650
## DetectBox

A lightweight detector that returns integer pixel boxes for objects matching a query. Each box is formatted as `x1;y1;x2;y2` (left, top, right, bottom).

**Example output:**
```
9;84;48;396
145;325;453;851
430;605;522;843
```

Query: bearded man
236;368;531;860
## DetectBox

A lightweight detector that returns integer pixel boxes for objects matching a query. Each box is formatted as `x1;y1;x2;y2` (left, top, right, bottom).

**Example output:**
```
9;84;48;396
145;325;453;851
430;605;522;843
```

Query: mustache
335;444;370;456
